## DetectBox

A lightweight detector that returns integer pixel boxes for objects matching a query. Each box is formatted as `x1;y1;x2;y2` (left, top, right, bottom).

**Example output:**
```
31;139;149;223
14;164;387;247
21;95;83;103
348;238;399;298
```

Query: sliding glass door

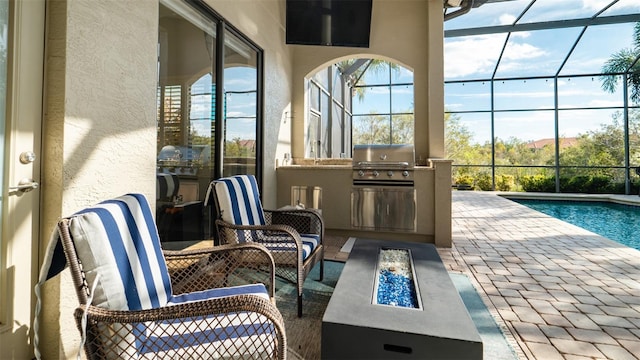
156;0;262;245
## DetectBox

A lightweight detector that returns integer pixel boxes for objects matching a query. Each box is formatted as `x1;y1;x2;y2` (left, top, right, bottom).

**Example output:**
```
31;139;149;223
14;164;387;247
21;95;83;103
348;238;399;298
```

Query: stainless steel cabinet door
351;187;416;232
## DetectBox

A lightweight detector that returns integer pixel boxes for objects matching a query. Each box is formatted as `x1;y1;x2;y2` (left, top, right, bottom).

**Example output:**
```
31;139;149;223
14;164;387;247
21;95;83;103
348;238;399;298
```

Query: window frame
158;0;264;183
305;60;415;159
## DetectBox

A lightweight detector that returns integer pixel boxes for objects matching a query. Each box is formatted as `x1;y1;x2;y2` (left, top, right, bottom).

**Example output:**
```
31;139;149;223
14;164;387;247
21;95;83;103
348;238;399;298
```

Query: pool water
513;199;640;251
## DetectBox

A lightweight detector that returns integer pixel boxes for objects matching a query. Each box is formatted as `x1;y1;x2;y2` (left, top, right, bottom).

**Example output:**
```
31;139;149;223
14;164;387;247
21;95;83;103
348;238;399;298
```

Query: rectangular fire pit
322;238;482;359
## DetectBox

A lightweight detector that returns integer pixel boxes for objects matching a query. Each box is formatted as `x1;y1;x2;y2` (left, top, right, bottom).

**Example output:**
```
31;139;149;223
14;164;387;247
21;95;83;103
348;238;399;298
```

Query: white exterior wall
40;0;160;357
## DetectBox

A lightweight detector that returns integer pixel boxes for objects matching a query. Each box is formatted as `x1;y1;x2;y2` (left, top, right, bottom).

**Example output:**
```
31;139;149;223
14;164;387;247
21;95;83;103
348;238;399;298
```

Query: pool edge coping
496;191;640;206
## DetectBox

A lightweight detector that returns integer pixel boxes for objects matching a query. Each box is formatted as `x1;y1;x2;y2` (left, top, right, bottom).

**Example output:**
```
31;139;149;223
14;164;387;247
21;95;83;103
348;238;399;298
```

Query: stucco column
426;1;451;247
427;0;445;158
431;159;453;247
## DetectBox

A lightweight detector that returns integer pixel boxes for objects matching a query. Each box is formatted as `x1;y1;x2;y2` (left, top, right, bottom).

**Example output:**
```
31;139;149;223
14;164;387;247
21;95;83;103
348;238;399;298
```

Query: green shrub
629;179;640;194
564;175;591;193
558;176;570;191
454;174;475;190
454;174;474;186
520;175;555;192
610;181;627;194
588;175;612;193
464;172;621;194
475;173;492;191
496;174;515;191
561;175;612;193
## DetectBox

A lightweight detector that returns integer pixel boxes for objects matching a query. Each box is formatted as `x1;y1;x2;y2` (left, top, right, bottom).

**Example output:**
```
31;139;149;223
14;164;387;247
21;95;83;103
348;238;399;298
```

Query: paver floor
443;191;640;360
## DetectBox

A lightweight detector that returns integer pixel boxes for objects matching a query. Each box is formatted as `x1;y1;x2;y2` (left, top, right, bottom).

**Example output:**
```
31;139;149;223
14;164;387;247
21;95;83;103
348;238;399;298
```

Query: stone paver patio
439;191;640;360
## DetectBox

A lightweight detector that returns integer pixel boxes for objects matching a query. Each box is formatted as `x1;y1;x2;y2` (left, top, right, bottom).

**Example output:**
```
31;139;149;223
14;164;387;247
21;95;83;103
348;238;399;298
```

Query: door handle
9;178;39;194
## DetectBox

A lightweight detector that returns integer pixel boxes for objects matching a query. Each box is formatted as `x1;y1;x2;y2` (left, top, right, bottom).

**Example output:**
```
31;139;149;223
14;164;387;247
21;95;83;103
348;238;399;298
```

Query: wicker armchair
36;193;286;359
205;175;324;317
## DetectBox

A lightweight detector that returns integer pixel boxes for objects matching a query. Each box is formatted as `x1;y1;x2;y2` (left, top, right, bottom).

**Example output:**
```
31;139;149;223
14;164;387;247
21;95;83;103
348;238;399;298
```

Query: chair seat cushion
260;233;320;260
136;284;275;357
168;283;269;304
137;313;277;358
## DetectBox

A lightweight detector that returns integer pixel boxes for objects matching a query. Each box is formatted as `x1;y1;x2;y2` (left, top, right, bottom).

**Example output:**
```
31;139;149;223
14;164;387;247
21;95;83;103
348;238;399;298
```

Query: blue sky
351;64;414;114
444;0;640;144
190;67;258;141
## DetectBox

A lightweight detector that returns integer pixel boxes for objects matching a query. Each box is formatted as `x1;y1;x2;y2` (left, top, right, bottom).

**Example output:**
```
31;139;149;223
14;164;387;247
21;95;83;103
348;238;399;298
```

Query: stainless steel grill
351;144;416;232
352;144;415;185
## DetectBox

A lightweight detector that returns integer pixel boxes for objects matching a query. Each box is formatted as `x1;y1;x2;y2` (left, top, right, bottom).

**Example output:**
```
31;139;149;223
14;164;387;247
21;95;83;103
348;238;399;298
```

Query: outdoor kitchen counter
276;166;352;236
276;160;452;246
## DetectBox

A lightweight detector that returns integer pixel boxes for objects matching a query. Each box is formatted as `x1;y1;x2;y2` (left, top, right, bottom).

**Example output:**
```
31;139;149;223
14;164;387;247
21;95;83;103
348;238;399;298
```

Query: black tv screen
286;0;373;48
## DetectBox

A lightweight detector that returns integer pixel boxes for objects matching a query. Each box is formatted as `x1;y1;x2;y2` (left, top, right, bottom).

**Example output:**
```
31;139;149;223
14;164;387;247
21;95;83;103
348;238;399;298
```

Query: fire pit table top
322;238;482;359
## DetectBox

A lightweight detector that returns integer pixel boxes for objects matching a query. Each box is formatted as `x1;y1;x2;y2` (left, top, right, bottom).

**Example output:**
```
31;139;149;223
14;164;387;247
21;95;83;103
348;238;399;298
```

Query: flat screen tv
286;0;373;48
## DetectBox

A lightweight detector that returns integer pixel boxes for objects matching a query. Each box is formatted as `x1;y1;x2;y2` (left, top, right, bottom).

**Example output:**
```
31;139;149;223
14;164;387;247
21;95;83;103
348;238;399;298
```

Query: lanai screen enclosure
444;0;640;194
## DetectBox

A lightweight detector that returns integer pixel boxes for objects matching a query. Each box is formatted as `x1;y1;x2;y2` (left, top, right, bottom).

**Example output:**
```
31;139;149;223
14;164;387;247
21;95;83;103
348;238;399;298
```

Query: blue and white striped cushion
138;284;274;357
300;233;320;259
261;233;320;260
214;175;266;227
69;193;172;310
212;175;320;257
136;313;277;358
168;283;269;304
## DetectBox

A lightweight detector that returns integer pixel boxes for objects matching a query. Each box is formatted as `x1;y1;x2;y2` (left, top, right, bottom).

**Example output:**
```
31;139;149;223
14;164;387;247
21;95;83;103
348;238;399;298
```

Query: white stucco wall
41;0;159;357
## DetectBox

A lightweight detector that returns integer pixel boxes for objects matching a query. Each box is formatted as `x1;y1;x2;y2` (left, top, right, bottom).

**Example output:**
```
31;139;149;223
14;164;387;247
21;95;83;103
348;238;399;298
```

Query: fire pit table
321;238;482;359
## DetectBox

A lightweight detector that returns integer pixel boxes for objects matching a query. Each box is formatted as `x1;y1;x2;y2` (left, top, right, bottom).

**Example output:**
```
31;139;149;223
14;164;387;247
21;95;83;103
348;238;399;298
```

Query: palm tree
601;22;640;104
337;59;400;101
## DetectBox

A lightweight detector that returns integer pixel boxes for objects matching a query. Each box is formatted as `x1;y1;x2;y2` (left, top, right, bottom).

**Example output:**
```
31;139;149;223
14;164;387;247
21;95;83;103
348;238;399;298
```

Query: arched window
306;59;414;159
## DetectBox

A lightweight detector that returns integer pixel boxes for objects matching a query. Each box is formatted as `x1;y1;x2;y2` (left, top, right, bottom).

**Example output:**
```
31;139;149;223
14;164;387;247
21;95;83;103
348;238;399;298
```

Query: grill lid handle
355;161;410;167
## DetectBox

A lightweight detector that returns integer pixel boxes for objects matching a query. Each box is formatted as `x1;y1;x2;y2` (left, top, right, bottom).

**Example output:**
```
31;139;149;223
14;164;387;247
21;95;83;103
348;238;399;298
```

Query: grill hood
352;144;415;169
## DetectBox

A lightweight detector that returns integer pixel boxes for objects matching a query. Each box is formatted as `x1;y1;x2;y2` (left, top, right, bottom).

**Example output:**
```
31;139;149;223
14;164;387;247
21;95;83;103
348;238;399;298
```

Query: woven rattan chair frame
57;218;287;359
215;208;325;317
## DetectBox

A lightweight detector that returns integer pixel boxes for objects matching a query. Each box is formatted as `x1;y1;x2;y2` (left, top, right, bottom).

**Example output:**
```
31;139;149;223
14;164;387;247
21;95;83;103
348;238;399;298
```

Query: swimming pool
511;199;640;251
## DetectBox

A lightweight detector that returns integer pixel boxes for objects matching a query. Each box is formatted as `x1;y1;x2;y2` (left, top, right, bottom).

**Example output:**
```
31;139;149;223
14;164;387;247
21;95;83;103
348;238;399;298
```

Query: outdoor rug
275;260;519;360
275;260;342;360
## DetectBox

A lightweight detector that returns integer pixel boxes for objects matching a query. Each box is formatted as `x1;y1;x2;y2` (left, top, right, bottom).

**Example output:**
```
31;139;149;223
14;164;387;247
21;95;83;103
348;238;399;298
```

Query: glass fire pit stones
374;248;421;309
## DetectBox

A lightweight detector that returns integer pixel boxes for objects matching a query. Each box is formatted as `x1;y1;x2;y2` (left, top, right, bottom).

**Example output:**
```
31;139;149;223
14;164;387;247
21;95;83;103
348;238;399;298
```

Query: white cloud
502;42;546;61
226;111;252;118
582;0;615;12
445;33;547;78
588;99;622;107
499;13;516;25
444;34;507;78
225;78;253;88
364;86;390;95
